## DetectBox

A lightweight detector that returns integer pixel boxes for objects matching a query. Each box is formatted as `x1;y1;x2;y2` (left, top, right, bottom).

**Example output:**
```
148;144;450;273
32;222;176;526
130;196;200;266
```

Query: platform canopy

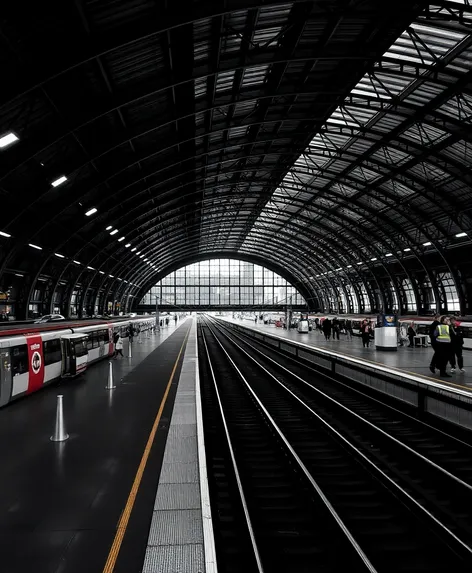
0;1;471;318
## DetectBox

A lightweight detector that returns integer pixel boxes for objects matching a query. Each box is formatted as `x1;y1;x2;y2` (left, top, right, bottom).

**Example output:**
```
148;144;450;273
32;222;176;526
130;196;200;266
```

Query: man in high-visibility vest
433;316;452;377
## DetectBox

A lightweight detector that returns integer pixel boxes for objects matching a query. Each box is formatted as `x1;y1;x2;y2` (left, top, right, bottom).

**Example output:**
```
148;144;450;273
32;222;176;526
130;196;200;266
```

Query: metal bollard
50;395;69;442
105;361;116;389
128;340;132;359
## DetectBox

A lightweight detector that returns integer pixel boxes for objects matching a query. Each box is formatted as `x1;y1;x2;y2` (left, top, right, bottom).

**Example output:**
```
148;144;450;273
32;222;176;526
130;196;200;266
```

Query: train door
61;338;71;376
0;349;12;406
61;334;89;377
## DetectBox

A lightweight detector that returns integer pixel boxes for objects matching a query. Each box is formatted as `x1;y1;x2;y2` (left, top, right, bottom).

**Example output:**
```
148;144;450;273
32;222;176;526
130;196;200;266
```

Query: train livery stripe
26;335;45;393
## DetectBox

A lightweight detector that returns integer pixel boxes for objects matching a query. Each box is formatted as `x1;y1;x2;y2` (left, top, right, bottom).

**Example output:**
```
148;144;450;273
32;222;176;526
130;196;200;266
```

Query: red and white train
308;314;472;349
0;317;156;407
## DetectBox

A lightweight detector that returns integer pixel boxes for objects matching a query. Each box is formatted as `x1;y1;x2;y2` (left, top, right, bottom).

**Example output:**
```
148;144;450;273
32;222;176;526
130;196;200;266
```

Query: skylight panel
241;64;269;88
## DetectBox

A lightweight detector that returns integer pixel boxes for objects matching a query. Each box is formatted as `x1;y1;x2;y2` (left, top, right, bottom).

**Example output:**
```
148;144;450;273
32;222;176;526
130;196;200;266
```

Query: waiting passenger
407;322;416;347
332;317;340;340
360;319;372;348
345;319;353;339
113;334;124;359
429;314;441;373
322;318;332;340
449;317;465;373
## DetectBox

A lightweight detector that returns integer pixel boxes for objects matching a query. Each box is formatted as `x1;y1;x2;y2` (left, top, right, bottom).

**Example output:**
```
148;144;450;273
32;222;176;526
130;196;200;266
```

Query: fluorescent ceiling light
29;243;42;250
87;266;95;270
423;241;432;246
144;258;148;261
73;260;81;265
0;230;11;238
106;226;112;230
455;232;467;238
371;258;377;261
110;229;118;235
140;255;144;258
55;253;65;258
0;132;19;148
346;265;352;268
85;207;97;216
99;271;104;274
386;253;393;257
404;248;411;252
131;247;137;252
125;243;131;248
336;267;342;271
356;261;362;265
118;236;125;242
109;274;114;278
136;251;141;255
15;273;24;277
51;175;67;187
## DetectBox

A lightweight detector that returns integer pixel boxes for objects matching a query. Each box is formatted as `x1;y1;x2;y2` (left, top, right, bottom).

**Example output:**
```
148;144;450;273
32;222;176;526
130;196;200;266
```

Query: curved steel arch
2;0;363;109
2;1;472;318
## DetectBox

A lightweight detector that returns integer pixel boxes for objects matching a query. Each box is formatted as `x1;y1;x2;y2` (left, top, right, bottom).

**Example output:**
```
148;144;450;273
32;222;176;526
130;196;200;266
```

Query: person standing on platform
433;316;452;377
449;317;465;373
407;322;416;347
113;334;124;359
322;318;332;340
174;315;177;325
429;314;441;373
346;319;353;339
332;317;340;340
255;316;257;324
360;319;372;348
128;324;135;343
165;316;169;326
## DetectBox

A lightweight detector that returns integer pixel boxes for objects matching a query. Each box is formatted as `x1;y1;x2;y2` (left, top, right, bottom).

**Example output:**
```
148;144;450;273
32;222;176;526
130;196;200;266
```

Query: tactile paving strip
142;319;216;573
142;545;204;573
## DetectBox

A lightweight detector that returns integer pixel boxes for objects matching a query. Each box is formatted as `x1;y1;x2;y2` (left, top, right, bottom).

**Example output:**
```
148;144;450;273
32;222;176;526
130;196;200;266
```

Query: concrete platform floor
0;319;190;573
228;318;472;390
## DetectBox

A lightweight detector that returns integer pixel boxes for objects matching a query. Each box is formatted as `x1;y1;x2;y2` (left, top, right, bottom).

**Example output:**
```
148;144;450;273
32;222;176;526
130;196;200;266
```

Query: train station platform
225;318;472;389
142;317;216;573
0;317;208;573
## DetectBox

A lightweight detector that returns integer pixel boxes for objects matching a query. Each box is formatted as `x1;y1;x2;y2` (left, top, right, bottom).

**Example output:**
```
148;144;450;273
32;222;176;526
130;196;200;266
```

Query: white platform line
195;319;218;573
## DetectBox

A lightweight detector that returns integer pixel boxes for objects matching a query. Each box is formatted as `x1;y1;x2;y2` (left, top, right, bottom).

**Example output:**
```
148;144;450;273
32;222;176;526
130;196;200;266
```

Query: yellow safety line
102;324;192;573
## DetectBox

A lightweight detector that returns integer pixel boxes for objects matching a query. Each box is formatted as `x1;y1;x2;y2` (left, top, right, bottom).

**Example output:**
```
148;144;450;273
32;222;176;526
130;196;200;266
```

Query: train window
98;329;107;344
44;339;61;365
11;345;28;376
74;340;88;357
86;336;93;351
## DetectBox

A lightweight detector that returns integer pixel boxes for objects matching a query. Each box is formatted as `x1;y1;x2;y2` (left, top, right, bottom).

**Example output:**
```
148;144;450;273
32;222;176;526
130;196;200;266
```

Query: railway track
198;316;471;573
212;317;472;544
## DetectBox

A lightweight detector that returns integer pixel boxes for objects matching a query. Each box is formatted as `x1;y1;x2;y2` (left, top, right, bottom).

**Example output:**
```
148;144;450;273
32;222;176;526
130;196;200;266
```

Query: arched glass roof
140;258;306;308
0;1;470;318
